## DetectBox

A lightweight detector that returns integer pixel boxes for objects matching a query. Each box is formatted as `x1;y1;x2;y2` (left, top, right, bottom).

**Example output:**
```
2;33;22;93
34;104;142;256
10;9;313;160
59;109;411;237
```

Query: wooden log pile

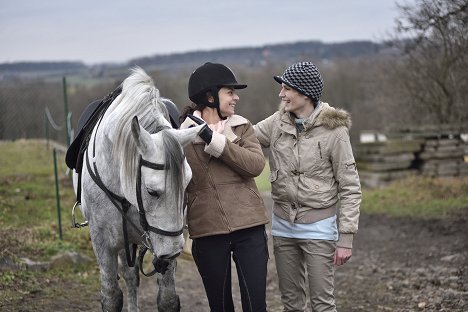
417;138;466;177
356;139;423;188
355;126;468;188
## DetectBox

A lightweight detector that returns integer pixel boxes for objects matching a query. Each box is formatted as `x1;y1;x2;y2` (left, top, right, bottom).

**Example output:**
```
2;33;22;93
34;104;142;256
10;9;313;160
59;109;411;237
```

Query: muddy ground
138;195;468;312
2;194;468;312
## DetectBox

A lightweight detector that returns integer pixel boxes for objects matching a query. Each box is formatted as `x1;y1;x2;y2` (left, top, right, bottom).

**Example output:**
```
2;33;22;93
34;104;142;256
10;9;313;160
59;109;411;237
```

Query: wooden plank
358;161;413;171
425;139;460;147
357;140;424;155
356;153;414;163
419;150;464;160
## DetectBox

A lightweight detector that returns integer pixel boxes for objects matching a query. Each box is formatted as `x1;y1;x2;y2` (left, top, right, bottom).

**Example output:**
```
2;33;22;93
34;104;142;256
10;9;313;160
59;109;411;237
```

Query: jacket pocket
302;172;328;193
300;173;336;208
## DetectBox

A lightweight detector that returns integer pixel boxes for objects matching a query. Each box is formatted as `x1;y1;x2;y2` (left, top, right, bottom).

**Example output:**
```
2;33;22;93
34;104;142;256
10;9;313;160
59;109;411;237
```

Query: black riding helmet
188;62;247;119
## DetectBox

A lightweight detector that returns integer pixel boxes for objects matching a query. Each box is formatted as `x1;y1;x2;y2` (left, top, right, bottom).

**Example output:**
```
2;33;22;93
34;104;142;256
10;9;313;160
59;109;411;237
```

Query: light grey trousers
273;237;337;312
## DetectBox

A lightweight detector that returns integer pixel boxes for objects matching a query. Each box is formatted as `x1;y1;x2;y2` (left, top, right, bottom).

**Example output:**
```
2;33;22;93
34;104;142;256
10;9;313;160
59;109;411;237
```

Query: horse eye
147;188;160;197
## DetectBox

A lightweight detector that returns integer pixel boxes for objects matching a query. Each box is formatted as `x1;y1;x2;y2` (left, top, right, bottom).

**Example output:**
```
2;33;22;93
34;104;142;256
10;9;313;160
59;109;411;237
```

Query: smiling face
279;83;315;118
218;87;239;117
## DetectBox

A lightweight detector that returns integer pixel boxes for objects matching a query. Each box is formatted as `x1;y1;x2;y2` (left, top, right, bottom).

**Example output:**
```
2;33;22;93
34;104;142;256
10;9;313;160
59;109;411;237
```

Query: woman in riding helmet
180;62;269;311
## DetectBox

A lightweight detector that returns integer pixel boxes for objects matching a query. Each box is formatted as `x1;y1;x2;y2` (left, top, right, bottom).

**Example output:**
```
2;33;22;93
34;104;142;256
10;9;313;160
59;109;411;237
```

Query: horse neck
93;112;135;203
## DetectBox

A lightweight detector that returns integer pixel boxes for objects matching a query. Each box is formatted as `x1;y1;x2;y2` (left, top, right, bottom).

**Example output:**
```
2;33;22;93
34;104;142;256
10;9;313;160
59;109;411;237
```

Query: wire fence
0;78;70;146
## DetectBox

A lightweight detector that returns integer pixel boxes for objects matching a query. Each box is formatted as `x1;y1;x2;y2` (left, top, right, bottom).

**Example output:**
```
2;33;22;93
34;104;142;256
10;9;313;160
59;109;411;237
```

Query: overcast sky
0;0;412;65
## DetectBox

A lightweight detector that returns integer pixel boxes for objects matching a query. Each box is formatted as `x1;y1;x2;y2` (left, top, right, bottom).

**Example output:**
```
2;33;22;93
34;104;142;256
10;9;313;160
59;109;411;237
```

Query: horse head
130;115;202;261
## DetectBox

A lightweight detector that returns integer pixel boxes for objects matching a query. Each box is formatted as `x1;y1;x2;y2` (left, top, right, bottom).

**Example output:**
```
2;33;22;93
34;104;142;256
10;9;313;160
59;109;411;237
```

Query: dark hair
179;102;206;124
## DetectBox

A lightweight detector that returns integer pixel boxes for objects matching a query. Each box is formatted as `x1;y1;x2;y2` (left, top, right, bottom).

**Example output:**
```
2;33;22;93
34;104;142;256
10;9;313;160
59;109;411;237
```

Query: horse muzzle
152;252;180;274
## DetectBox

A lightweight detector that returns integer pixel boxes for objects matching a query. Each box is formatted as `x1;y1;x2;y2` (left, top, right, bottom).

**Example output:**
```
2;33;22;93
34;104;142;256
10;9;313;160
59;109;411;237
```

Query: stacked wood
355;125;468;187
398;126;468;178
355;139;423;188
417;138;465;177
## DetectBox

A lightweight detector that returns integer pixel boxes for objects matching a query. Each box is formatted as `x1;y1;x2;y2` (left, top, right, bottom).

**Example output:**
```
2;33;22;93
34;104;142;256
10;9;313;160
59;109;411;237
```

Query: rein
85;149;141;267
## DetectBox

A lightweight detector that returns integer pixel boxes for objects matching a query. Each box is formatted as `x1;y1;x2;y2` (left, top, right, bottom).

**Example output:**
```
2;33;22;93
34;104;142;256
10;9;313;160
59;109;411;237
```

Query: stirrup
71;202;88;228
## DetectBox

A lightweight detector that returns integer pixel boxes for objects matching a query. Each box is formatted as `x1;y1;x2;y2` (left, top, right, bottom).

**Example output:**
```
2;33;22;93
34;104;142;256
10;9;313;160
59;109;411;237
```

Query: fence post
53;148;63;240
44;111;50;149
62;76;70;147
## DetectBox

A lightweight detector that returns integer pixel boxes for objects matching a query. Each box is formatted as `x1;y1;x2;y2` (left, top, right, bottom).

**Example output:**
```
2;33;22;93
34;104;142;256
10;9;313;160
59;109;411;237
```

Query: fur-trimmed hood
279;101;352;130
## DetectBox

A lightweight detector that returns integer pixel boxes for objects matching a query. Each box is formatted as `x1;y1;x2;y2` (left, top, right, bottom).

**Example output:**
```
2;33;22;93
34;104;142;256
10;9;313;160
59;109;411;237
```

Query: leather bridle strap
136;155;184;237
138;245;179;276
85;149;141;267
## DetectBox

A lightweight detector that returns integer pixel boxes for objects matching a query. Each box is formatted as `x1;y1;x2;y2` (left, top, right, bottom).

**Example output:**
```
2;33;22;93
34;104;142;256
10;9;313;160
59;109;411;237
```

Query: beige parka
254;102;361;248
180;114;269;239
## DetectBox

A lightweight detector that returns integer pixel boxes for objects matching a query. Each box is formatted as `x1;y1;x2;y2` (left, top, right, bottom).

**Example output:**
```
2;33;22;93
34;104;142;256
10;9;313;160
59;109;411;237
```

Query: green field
0;140;99;309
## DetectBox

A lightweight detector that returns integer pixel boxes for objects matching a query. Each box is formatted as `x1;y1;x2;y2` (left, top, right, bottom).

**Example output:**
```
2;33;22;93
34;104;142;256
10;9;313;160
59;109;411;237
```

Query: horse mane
110;67;184;207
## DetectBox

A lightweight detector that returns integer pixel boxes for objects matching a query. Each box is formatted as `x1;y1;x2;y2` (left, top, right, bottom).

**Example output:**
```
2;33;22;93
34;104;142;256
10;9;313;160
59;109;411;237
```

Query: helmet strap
216;107;227;120
208;87;227;120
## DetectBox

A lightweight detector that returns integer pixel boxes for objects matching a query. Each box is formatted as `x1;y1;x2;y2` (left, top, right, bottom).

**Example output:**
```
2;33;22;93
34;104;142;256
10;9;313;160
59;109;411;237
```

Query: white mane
110;67;170;197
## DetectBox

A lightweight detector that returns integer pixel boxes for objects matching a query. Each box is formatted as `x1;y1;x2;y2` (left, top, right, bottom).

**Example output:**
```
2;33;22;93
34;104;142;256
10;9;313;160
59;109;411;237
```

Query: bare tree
391;0;468;126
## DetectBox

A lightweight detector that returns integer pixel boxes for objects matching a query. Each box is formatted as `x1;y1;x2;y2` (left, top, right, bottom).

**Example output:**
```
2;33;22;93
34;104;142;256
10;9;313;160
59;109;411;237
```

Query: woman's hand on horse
187;114;213;144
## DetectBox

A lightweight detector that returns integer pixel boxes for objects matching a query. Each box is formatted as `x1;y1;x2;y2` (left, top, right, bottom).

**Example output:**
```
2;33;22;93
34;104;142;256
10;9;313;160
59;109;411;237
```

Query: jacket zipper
206;165;231;231
294;132;301;205
318;141;323;159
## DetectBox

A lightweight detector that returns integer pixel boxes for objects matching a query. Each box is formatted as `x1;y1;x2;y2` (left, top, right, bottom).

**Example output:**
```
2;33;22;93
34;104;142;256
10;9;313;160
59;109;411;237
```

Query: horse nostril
160;252;180;261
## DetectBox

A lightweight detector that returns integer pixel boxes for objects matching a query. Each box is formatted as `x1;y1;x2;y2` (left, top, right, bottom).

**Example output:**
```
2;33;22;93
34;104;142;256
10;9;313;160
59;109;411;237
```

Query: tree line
1;0;467;145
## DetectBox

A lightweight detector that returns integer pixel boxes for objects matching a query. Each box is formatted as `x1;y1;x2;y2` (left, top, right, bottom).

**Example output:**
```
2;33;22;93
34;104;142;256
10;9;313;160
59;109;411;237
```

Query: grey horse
74;67;203;311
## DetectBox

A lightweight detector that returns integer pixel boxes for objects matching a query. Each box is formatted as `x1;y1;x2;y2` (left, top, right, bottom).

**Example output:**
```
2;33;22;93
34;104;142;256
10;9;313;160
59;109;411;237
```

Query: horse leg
91;234;123;312
118;250;140;312
157;260;180;312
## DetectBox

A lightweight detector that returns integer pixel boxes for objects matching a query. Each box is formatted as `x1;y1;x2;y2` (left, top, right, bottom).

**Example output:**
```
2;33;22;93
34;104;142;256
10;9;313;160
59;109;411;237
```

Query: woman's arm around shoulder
253;112;280;148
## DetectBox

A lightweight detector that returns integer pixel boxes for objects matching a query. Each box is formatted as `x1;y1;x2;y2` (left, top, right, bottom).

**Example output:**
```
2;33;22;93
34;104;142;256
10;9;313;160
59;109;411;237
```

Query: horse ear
167;125;205;147
131;116;151;154
131;116;140;138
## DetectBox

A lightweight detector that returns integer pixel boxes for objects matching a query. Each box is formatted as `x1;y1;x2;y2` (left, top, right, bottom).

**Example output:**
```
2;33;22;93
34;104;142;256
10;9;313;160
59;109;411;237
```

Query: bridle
85;120;184;275
136;155;184;237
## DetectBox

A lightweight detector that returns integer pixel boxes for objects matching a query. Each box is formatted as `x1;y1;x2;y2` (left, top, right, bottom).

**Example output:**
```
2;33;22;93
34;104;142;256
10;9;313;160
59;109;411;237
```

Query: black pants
192;225;268;312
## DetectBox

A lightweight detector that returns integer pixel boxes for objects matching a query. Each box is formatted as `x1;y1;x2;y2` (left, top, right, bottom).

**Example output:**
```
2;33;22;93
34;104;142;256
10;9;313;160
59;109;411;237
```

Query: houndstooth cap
274;62;323;101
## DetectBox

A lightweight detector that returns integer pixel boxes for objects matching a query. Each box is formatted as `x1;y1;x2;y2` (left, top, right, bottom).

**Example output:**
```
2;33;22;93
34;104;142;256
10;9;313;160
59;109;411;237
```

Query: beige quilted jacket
254;102;361;248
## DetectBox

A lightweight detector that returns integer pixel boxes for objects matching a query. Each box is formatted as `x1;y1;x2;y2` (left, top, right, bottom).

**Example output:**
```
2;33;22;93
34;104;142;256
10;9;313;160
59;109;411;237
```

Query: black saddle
65;86;122;173
65;89;180;174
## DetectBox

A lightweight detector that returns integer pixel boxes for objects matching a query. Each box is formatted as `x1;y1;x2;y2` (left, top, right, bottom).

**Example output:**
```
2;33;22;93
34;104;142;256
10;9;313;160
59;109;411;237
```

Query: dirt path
3;195;467;311
134;195;468;312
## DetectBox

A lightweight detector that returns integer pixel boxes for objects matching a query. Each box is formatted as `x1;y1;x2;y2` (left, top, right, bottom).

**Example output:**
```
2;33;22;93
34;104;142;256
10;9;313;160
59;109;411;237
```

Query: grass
0;140;91;249
361;175;468;218
255;161;272;192
0;139;99;309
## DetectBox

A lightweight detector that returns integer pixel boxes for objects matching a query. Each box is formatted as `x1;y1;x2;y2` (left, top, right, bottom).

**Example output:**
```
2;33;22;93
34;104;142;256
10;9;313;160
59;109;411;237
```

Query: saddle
65;86;123;173
65;86;180;204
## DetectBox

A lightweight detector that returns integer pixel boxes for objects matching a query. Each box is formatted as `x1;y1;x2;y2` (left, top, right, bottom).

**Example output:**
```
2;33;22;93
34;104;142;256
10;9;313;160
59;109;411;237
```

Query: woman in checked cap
255;62;362;312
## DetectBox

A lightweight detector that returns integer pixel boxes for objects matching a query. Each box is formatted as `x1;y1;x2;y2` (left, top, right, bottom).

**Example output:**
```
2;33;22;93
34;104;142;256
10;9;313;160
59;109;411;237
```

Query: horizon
0;0;414;65
0;38;381;66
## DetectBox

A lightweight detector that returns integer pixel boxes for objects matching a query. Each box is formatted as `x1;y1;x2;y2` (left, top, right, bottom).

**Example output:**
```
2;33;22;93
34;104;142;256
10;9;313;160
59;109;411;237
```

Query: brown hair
179;91;214;123
179;102;206;124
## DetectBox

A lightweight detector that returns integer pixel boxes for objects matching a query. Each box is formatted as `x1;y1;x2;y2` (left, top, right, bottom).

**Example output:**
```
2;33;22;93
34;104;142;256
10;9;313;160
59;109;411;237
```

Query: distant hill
128;40;383;71
0;40;386;80
0;61;86;72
